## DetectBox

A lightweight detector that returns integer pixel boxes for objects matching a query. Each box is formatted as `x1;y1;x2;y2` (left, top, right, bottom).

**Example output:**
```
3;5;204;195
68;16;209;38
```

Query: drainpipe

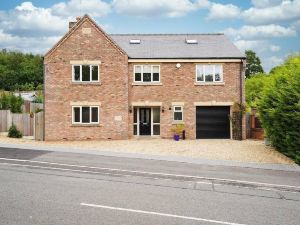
42;57;45;141
240;59;246;139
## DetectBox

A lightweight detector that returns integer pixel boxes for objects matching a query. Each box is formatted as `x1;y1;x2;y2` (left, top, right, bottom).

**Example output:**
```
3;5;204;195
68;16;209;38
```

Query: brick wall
128;62;245;139
44;19;129;141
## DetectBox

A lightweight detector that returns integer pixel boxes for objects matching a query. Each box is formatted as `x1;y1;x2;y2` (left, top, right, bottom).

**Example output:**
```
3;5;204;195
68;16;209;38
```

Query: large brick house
44;15;246;141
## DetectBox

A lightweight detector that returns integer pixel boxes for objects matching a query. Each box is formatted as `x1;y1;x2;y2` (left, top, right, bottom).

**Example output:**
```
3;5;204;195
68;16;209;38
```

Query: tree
245;50;264;78
0;51;43;91
258;53;300;164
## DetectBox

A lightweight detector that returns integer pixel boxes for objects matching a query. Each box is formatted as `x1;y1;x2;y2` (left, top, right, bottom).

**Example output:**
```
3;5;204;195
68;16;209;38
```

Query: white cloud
52;0;111;18
234;40;267;53
112;0;197;17
243;0;300;24
224;24;296;40
0;2;67;37
207;3;241;20
263;56;284;72
0;29;60;54
251;0;282;8
270;45;281;52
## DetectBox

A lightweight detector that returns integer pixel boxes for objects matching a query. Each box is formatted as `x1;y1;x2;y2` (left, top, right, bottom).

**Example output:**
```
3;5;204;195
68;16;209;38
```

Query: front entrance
133;107;160;136
139;108;151;135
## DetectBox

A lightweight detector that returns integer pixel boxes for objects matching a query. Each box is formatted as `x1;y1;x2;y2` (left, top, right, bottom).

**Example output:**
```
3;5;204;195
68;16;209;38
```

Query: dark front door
139;108;151;135
196;106;230;139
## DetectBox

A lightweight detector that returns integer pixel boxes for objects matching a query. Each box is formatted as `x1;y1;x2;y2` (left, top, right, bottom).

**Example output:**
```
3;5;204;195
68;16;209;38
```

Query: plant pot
174;134;180;141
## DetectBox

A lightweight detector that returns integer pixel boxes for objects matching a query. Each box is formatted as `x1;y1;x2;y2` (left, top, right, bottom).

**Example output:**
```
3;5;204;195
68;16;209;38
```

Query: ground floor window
173;106;183;121
133;107;160;136
72;106;99;124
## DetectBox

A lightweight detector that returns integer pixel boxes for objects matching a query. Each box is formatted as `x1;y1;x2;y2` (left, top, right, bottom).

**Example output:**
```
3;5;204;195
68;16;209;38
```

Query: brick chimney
69;21;76;29
69;16;81;30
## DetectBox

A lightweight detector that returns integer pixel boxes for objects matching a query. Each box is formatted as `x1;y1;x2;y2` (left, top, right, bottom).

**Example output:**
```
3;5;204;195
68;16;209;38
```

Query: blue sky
0;0;299;72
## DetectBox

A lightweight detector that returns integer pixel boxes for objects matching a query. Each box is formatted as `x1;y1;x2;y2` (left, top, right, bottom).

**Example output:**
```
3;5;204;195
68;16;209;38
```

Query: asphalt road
0;147;299;225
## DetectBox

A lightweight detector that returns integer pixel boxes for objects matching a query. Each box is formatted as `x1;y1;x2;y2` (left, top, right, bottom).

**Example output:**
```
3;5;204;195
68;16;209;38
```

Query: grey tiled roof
110;34;245;59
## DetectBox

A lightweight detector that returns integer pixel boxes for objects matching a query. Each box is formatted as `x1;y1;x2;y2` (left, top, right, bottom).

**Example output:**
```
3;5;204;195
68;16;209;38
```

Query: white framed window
72;106;99;124
72;65;99;82
196;64;223;83
173;106;183;121
134;65;160;83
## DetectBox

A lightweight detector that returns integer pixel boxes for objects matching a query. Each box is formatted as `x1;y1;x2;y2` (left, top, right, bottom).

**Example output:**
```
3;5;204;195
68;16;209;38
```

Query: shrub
258;54;300;164
0;93;10;110
9;94;23;113
8;124;22;138
0;92;23;112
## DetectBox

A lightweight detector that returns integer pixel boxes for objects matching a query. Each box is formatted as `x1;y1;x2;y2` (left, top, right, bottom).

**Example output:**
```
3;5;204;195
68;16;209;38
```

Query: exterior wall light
176;63;181;69
161;106;165;113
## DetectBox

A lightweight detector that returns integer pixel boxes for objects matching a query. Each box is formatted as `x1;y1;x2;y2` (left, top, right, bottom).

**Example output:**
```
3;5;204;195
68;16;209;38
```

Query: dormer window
186;39;198;44
130;39;141;44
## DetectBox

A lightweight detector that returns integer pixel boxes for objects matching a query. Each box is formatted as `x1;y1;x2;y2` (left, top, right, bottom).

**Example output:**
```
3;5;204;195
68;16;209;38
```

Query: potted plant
171;124;184;141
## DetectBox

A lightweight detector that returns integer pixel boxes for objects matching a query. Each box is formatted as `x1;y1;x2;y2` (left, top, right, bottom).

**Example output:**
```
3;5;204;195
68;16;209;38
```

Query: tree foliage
245;73;270;108
0;50;43;91
245;50;264;78
0;92;24;113
258;54;300;164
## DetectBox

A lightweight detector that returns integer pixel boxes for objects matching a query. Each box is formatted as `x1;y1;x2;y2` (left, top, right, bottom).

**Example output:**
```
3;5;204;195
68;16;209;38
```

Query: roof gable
44;14;126;59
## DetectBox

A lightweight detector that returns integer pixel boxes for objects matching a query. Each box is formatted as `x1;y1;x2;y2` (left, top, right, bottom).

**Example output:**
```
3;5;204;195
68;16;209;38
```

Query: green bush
0;92;24;113
0;93;10;109
8;124;22;138
245;73;271;108
258;54;300;164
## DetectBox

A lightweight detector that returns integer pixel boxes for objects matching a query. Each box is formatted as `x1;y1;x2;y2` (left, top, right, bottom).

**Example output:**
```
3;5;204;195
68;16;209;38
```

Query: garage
196;106;231;139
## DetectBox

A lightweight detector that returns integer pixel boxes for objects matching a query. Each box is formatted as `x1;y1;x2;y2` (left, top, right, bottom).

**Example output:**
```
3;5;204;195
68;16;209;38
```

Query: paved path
0;147;300;225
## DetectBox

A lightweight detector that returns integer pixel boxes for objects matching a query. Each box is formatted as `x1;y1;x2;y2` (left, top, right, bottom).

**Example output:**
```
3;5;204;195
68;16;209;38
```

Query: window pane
153;125;160;135
153;73;159;81
215;65;222;82
152;66;159;81
134;107;137;123
134;66;142;81
197;65;204;81
133;125;137;135
91;107;98;123
153;107;160;123
74;66;80;81
82;65;90;81
143;73;151;82
73;107;80;122
205;65;214;82
143;65;151;82
174;106;182;111
135;73;141;81
92;66;98;81
82;107;90;123
174;112;182;121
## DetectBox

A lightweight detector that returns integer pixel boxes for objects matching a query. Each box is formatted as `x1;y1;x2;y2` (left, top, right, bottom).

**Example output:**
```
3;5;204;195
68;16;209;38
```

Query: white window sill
172;121;185;125
71;124;101;127
132;82;162;86
72;82;101;85
194;82;225;86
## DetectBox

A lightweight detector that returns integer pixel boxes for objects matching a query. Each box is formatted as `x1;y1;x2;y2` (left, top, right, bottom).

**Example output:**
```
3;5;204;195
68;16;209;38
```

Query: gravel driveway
0;135;294;164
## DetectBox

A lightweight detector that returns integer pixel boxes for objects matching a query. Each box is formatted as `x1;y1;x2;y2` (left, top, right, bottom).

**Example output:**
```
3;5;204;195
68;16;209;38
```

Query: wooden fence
34;112;44;141
0;110;44;139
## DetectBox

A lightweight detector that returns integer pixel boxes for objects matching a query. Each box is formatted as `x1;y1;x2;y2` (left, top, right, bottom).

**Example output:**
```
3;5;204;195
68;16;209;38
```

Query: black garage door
196;106;230;139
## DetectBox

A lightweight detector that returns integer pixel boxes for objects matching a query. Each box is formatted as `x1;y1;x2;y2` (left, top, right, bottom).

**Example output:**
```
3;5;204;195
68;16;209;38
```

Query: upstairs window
196;64;223;83
134;65;160;83
72;65;99;82
72;106;99;124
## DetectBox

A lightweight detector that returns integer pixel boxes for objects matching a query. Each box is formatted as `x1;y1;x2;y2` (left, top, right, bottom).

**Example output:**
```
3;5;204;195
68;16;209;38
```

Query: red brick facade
44;16;245;141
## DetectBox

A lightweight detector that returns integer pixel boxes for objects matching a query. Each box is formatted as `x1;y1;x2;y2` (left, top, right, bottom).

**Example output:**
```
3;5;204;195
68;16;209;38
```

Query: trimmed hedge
258;55;300;164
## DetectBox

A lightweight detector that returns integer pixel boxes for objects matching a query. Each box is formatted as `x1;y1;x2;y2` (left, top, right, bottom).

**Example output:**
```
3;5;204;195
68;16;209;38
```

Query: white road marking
0;157;299;190
80;203;247;225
